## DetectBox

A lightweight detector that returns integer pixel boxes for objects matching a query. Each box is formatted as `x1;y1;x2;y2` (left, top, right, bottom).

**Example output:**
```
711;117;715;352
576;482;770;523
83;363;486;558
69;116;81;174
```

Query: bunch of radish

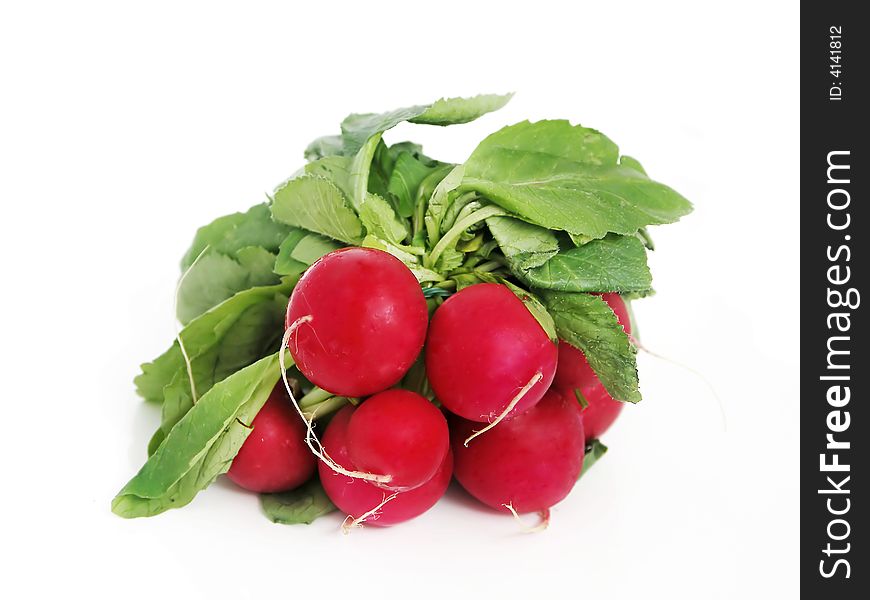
113;93;691;529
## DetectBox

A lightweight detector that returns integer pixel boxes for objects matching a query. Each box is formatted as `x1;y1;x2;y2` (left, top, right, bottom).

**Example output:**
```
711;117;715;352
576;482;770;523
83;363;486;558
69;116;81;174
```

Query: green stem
425;205;506;268
298;387;333;409
475;260;502;273
302;396;350;420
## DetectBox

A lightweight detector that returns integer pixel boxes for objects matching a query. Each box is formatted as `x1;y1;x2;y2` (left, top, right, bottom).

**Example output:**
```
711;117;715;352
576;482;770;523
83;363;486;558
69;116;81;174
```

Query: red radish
320;406;453;526
346;389;449;490
553;293;632;440
451;390;585;513
425;283;557;424
284;247;428;398
227;383;316;493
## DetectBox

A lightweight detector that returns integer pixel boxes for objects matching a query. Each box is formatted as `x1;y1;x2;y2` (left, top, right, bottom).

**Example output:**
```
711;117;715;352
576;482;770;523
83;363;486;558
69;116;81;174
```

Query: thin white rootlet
279;320;393;485
341;492;399;533
463;371;544;446
502;503;550;533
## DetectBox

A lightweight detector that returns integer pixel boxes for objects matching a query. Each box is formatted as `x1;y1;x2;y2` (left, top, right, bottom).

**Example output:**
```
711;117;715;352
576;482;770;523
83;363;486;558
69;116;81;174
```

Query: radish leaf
181;203;290;270
176;246;280;324
135;280;293;403
260;479;336;525
114;353;283;518
517;234;653;293
272;176;364;245
541;290;641;403
460;120;692;239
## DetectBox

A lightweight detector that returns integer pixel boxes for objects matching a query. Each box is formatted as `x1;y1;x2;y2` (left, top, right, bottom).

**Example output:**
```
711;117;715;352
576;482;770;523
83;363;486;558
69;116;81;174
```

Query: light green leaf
340;106;430;155
181;204;291;270
424;165;465;246
260;479;336;525
274;230;341;276
410;93;513;126
304;135;344;161
460;120;692;239
176;246;280;324
486;216;560;271
359;193;408;245
304;156;353;199
541;291;640;403
501;280;558;343
272;176;364;245
517;234;652;293
113;353;284;518
339;93;513;155
135;280;293;404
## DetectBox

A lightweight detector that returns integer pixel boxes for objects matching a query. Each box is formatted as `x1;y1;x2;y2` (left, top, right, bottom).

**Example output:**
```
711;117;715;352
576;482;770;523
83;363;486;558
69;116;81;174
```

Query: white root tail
279;321;393;485
174;245;211;404
340;492;399;534
502;502;550;533
630;335;728;432
463;371;544;447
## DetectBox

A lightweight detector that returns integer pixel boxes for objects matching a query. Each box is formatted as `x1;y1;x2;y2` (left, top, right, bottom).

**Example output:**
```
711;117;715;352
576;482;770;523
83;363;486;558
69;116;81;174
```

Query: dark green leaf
388;151;443;217
541;291;640;403
260;479;336;525
578;439;608;479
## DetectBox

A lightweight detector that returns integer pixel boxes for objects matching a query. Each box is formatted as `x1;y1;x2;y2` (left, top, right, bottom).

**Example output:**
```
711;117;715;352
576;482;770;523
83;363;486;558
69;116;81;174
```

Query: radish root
340;492;399;534
463;371;544;447
502;502;550;533
279;321;393;485
630;335;728;432
174;245;210;404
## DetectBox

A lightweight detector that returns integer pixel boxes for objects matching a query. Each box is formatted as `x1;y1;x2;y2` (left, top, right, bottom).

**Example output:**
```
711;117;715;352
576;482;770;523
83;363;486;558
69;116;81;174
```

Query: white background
1;1;799;598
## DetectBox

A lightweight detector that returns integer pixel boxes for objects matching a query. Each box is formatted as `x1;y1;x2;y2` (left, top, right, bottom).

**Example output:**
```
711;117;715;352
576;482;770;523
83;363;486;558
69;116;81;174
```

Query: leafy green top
115;93;691;521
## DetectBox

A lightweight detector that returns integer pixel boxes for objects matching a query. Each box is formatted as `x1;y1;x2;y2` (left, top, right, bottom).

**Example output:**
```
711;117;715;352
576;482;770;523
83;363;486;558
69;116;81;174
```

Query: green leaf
359;192;408;245
271;176;364;245
274;230;341;276
502;281;558;343
424;165;465;246
410;93;514;126
181;204;291;270
304;156;354;199
260;479;336;525
388;151;443;218
339;93;513;155
578;439;608;479
517;234;652;293
176;246;280;324
486;216;559;270
304;135;344;161
135;280;293;404
340;105;430;155
541;291;640;403
143;284;292;453
460;120;692;239
113;353;284;518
